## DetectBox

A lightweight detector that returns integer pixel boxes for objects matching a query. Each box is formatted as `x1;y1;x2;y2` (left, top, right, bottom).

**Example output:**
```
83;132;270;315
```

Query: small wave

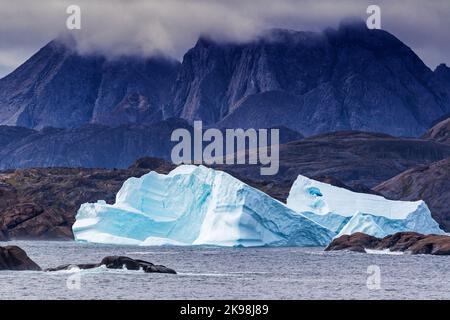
365;249;404;255
44;265;107;275
177;272;236;277
44;265;152;275
125;251;179;255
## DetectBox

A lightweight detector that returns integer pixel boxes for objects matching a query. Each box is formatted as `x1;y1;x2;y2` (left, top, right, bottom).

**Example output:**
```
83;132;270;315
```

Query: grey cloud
0;0;449;78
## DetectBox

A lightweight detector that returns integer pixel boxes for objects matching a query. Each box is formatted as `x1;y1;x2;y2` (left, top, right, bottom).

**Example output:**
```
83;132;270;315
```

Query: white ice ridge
286;175;444;238
73;165;335;247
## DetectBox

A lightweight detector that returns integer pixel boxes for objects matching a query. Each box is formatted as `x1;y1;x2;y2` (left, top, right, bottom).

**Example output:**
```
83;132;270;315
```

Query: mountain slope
0;120;302;170
374;158;450;231
215;131;450;188
422;116;450;145
0;37;179;129
167;22;450;136
2;23;450;136
0;119;192;169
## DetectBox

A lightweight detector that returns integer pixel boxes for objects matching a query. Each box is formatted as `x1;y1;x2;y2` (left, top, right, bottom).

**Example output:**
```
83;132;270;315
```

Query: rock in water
0;246;41;271
286;175;444;238
324;233;380;253
326;232;450;255
46;256;176;274
100;256;176;274
73;165;334;247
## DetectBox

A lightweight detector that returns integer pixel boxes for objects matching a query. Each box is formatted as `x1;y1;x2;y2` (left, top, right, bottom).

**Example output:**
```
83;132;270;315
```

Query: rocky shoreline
46;256;177;274
2;232;449;273
0;245;176;273
326;232;450;255
0;246;41;271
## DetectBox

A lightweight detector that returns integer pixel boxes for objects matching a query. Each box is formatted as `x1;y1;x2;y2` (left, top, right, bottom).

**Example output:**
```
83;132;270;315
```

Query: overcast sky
1;0;449;78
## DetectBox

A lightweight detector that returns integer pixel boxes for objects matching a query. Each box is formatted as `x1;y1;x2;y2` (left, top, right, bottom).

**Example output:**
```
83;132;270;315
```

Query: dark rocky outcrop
375;158;450;232
0;120;302;170
0;119;191;170
422;117;450;145
324;233;380;253
2;23;450;137
0;245;175;274
168;22;450;136
0;37;179;129
46;256;176;274
216;131;450;191
326;232;450;255
2;126;448;198
0;246;41;271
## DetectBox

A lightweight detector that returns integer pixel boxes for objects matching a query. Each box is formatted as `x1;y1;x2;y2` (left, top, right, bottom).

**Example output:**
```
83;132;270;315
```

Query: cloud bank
0;0;449;77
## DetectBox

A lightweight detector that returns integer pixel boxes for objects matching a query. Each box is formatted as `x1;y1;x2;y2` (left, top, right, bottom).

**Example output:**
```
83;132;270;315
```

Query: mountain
215;131;450;189
2;125;448;185
422;116;450;145
2;23;450;136
0;36;179;129
0;120;302;170
167;22;450;136
374;158;450;232
0;119;190;169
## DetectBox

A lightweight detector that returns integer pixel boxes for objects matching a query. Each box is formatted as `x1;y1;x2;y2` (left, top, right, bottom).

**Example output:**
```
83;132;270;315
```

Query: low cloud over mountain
1;0;450;77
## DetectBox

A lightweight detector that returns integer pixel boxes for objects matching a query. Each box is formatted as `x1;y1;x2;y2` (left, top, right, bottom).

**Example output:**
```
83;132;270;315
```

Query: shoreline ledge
0;245;176;274
325;232;450;255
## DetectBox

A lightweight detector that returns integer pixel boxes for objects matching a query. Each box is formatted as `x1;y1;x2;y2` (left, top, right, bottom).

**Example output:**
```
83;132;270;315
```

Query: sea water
0;241;449;299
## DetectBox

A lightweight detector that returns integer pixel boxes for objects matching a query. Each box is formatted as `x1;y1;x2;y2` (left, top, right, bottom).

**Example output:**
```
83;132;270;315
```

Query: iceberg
73;165;334;247
286;175;444;238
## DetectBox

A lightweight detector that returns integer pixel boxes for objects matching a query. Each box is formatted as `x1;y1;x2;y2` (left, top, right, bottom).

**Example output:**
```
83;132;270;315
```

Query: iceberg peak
286;175;444;238
73;165;334;247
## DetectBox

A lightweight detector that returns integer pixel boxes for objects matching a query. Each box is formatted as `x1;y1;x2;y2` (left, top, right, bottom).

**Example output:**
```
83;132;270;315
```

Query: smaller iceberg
73;165;334;247
286;175;444;238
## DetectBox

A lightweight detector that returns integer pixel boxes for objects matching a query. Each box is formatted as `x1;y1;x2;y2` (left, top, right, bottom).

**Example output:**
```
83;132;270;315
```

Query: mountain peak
338;18;368;31
2;23;450;137
171;22;450;136
435;63;450;76
0;36;179;129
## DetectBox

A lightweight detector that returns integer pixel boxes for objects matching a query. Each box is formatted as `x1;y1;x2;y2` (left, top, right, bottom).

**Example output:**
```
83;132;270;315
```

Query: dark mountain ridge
215;131;450;188
422;116;450;145
375;158;450;231
0;38;180;129
1;22;450;137
167;22;450;136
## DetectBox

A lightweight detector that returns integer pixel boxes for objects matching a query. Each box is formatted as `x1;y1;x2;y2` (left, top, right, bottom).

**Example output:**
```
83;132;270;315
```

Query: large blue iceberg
73;165;334;247
74;166;444;247
286;175;445;238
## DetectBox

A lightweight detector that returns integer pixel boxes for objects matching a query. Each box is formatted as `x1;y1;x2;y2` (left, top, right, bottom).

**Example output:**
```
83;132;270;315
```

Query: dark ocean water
0;241;449;299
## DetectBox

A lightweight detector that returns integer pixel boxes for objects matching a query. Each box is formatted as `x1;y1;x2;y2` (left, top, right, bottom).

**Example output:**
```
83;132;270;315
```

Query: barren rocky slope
375;158;450;232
